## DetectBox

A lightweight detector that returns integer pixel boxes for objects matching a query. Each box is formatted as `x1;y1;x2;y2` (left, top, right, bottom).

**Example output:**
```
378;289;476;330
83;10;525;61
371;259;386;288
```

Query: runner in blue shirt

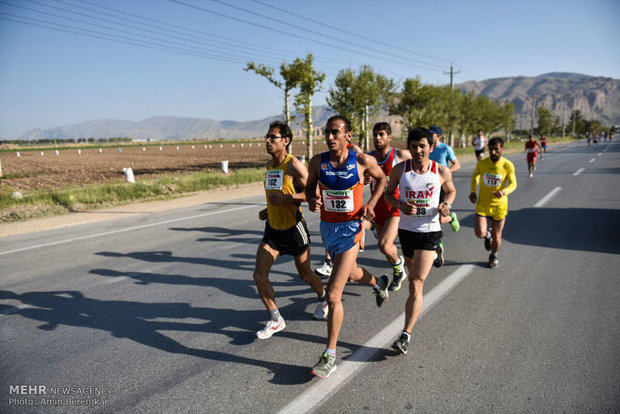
428;125;461;267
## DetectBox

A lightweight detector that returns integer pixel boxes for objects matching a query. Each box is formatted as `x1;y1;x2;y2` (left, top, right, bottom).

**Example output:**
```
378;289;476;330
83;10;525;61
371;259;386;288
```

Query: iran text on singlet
398;159;441;233
264;154;303;230
318;150;364;223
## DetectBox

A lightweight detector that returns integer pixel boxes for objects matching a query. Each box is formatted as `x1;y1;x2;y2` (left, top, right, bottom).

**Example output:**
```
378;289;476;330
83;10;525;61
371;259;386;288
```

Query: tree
244;60;302;152
388;76;427;134
537;106;553;135
327;65;394;149
569;110;584;134
287;54;325;160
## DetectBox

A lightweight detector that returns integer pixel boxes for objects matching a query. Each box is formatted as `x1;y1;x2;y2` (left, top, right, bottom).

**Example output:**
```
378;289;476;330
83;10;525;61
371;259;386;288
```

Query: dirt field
0;141;330;191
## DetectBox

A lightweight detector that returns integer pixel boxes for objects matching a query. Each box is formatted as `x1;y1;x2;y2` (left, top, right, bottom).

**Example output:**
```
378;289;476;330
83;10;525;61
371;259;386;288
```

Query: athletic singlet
318;150;364;223
525;141;538;153
370;147;399;198
398;160;441;233
265;154;303;230
473;136;486;150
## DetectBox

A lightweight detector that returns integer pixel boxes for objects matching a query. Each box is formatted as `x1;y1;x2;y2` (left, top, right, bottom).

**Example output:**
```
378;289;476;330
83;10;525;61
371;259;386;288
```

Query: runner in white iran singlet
398;160;442;233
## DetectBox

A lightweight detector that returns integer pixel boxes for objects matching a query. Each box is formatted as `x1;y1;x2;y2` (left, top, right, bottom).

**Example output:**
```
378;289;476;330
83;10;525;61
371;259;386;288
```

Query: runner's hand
469;193;477;204
308;195;322;212
399;201;416;215
258;209;268;221
438;202;451;217
362;204;375;221
267;192;289;206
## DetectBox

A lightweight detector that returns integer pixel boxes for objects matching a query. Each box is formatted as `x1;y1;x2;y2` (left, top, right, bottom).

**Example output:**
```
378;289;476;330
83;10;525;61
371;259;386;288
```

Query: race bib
483;173;502;188
265;170;283;190
323;189;354;212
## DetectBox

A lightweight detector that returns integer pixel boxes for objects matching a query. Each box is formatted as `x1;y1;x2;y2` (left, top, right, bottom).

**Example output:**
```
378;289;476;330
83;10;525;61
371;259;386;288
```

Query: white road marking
573;168;584;176
534;187;562;208
0;204;260;257
598;153;603;156
278;264;475;414
589;158;596;163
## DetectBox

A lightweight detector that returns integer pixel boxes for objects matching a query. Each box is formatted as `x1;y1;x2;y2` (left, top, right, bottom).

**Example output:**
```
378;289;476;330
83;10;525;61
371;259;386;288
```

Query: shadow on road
458;207;620;254
0;289;371;385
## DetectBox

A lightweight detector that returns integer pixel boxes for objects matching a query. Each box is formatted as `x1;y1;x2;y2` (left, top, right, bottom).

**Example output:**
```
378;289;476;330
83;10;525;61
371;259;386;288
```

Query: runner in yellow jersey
469;137;517;268
254;121;328;340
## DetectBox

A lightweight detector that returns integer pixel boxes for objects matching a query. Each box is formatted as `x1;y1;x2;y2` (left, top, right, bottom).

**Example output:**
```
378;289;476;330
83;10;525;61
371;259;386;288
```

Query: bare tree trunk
306;94;313;161
284;88;292;154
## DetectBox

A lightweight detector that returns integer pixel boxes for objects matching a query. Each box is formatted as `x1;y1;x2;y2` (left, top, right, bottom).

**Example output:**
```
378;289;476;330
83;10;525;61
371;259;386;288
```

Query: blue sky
0;0;618;139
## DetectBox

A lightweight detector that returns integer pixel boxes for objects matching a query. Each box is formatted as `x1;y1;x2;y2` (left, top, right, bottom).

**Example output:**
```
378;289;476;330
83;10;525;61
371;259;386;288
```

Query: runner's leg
253;243;279;311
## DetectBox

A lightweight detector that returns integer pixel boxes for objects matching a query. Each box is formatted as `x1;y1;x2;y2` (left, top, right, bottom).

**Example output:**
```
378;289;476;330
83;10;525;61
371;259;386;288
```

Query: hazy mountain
18;109;336;141
457;72;620;128
17;72;619;140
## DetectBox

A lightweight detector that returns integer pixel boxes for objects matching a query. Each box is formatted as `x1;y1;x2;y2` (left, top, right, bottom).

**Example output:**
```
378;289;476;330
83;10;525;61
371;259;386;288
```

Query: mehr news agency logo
8;385;113;407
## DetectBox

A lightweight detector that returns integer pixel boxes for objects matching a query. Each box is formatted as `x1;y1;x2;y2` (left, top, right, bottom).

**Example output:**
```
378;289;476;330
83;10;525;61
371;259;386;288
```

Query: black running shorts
398;229;442;258
262;219;310;257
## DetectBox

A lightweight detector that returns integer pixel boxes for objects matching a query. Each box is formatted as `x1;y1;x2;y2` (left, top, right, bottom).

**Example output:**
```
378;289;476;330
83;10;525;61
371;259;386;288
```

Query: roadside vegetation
0;168;264;222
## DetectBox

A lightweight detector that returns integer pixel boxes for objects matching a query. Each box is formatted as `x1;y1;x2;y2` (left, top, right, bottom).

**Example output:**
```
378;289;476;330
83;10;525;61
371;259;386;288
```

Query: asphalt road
1;139;618;413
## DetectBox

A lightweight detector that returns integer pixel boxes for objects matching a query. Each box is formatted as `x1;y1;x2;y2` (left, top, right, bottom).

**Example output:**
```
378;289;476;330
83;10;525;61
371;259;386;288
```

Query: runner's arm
396;148;412;161
502;162;518;196
469;162;481;203
384;162;415;215
358;153;386;220
305;155;322;212
447;146;460;172
439;165;456;210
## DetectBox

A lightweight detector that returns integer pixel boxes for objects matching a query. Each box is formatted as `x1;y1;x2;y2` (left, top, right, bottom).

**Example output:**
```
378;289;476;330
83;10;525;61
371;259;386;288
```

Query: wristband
443;202;451;209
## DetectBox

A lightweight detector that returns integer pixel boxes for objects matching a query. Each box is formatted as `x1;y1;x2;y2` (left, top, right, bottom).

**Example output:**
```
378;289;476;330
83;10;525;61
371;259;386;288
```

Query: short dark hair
372;122;392;135
407;127;433;148
488;137;504;147
326;115;352;133
269;120;293;143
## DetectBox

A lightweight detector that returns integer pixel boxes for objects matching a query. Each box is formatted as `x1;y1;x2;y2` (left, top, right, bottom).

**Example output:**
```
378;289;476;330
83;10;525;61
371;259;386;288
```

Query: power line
169;0;445;73
248;0;452;66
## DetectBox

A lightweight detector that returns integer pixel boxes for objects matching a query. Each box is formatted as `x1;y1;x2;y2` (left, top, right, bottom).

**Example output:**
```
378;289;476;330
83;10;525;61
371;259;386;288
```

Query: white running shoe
256;318;286;339
312;301;329;320
315;261;333;277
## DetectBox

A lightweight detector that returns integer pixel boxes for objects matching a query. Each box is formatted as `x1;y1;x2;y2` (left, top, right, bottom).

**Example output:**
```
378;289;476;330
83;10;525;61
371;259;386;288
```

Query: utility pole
529;95;537;136
444;63;460;147
443;63;460;89
561;99;566;138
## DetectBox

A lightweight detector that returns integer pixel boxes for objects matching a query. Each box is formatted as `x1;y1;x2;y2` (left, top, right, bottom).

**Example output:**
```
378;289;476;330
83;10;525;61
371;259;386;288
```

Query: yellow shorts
475;203;508;222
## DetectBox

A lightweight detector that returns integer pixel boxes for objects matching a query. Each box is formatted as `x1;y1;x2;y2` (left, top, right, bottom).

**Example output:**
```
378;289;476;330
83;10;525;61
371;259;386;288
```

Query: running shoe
389;256;407;291
256;318;286;339
484;234;492;251
449;212;460;232
488;254;499;268
311;352;337;378
315;261;333;277
391;332;410;355
374;275;389;307
312;301;329;320
433;242;444;268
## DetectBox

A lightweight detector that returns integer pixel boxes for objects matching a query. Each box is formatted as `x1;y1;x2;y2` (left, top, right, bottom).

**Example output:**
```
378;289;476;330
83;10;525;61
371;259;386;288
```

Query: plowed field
0;141;329;191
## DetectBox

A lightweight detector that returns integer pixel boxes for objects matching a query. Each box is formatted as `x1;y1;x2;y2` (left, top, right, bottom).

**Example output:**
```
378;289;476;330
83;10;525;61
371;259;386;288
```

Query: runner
540;134;549;157
524;134;539;178
254;121;328;340
428;125;461;267
469;137;517;268
314;140;367;278
472;129;487;160
306;115;390;378
384;127;456;355
368;122;411;291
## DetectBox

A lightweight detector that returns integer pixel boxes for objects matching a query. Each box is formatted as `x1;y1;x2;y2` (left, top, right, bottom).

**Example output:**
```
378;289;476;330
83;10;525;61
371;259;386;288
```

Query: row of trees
245;55;515;158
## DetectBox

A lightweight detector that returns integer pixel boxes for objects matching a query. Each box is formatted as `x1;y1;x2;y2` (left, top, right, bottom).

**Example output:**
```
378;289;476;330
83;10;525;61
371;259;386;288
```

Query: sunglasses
265;134;283;141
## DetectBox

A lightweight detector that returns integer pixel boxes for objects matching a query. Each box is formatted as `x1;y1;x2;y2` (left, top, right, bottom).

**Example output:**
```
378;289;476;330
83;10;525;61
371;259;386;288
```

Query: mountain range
17;72;619;141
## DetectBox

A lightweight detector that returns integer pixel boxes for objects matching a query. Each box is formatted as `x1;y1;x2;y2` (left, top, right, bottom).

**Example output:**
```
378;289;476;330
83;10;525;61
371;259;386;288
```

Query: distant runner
472;129;487;161
469;137;517;268
253;121;328;340
524;134;539;178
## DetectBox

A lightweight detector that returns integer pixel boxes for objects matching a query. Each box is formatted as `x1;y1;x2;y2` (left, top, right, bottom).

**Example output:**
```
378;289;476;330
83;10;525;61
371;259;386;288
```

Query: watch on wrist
443;202;451;209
